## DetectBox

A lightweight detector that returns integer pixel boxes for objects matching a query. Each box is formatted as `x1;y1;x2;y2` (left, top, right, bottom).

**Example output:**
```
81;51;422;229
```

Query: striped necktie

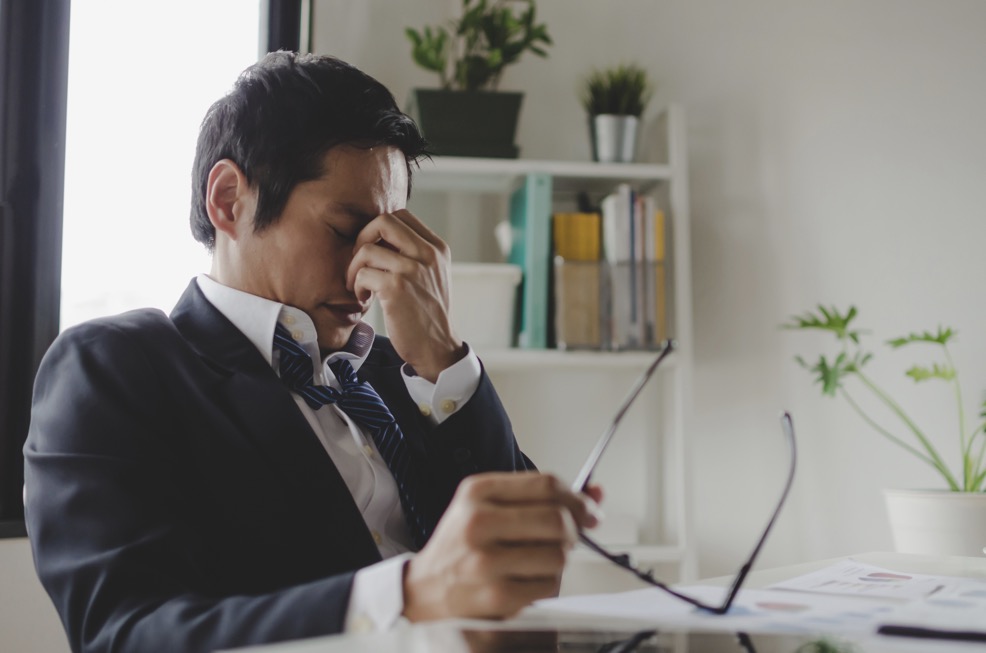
272;322;431;549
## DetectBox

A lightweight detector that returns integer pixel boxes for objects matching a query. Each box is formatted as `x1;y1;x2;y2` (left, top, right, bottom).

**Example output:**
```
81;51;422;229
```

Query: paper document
525;559;986;639
872;566;986;642
527;584;896;635
768;558;986;602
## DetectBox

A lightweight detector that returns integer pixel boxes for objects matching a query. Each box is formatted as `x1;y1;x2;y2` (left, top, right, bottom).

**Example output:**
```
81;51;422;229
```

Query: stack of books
552;184;668;350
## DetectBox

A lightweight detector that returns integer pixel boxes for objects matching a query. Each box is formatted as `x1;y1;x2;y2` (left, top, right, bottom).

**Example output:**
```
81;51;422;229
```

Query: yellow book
553;213;600;261
645;207;668;344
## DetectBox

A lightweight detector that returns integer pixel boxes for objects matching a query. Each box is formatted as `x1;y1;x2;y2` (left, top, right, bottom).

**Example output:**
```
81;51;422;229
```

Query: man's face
234;144;409;352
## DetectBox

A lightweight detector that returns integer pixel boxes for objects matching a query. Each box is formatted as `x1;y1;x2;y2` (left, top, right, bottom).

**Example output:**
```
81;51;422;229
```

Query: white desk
224;553;986;653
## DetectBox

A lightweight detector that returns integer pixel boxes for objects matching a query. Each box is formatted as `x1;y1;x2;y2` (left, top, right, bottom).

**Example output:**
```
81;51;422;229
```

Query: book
600;187;669;350
645;204;668;345
601;184;635;350
552;212;602;350
509;174;553;349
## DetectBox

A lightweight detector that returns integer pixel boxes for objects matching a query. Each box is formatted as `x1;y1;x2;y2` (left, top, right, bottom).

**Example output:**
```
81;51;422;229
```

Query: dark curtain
0;0;71;537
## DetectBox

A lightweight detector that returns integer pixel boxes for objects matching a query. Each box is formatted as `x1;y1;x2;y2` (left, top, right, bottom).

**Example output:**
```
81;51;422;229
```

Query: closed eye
330;226;359;243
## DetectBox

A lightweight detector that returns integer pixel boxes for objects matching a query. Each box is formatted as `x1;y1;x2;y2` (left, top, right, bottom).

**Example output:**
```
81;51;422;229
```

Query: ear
206;159;255;241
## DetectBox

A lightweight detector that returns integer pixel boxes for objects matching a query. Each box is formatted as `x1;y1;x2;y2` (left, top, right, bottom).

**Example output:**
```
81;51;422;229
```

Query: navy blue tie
272;323;431;549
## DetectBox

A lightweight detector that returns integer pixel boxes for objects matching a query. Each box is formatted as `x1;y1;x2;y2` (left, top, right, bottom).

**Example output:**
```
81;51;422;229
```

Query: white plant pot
883;489;986;557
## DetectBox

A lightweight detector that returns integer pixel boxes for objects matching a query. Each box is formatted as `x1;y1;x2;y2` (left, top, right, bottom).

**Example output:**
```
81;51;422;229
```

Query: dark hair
190;51;429;250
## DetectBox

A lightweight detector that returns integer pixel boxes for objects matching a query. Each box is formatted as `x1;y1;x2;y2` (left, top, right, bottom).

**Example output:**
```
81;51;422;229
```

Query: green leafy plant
580;64;653;117
405;0;551;92
796;638;859;653
783;306;986;492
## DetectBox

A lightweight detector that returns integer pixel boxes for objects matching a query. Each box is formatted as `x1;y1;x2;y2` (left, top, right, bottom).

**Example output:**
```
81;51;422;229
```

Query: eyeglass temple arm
712;412;798;614
573;340;675;492
577;413;796;617
578;532;712;611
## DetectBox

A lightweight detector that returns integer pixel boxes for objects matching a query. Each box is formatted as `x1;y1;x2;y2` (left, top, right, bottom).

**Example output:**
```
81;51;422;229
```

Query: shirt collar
195;274;375;375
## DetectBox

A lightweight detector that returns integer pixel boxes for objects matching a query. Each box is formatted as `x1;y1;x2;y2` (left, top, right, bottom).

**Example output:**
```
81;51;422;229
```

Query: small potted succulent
405;0;552;158
580;64;653;163
784;305;986;556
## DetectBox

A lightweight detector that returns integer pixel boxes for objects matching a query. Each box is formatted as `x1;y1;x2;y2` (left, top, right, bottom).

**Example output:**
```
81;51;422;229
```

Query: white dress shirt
195;274;481;632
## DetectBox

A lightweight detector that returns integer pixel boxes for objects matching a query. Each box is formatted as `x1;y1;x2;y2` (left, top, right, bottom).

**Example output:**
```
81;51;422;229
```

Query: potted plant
580;64;653;163
784;306;986;556
405;0;551;158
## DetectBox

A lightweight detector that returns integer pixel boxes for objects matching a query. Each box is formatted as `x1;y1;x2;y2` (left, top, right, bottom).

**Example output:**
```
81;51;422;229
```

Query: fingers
403;472;606;623
472;543;568;581
464;503;577;548
459;472;600;530
346;222;427;291
351;209;446;265
460;471;567;502
475;577;562;619
387;208;445;249
348;243;415;296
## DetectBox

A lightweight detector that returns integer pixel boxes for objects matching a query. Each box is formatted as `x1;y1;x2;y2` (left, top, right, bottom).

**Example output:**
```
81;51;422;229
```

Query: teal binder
509;173;552;349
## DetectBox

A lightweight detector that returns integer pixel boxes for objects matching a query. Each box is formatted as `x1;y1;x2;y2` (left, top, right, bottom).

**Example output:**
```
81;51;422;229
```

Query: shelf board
414;156;672;195
570;543;686;565
476;348;676;372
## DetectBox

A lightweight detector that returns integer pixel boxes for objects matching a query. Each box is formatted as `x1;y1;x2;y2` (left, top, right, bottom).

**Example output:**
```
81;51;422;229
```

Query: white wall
313;0;986;575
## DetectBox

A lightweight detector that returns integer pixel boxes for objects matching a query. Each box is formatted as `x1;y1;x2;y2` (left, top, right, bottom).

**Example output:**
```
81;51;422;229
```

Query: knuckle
468;551;495;579
485;581;511;613
464;507;492;546
547;507;566;534
539;473;562;495
420;245;438;266
458;475;482;500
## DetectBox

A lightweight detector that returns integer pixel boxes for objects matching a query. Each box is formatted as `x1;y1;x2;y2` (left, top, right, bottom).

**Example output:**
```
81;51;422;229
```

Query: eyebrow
327;202;375;224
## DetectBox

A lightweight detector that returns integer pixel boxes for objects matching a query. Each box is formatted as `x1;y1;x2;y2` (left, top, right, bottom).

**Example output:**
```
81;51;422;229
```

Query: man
24;52;600;653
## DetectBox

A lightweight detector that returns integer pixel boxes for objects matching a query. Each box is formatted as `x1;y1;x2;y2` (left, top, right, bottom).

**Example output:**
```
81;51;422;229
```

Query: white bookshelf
414;156;672;198
412;105;695;593
473;348;677;372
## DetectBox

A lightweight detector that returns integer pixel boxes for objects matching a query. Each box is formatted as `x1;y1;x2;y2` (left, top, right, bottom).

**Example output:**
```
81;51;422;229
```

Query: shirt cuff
344;553;415;634
402;345;482;426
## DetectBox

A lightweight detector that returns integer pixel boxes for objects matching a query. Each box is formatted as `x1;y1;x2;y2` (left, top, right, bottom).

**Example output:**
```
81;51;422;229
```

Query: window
60;1;262;328
0;0;265;532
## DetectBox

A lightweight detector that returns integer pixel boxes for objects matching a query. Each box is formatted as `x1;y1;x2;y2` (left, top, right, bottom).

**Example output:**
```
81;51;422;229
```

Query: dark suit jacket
24;281;531;653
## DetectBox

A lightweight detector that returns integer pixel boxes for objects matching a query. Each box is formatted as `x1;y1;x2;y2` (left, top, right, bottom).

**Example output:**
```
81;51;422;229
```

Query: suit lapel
169;281;380;567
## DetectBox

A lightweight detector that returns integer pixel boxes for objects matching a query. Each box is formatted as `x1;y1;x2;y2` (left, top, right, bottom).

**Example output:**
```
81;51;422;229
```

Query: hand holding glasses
572;340;798;614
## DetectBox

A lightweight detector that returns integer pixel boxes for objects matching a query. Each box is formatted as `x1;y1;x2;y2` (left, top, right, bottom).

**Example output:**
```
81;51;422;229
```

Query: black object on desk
878;623;986;643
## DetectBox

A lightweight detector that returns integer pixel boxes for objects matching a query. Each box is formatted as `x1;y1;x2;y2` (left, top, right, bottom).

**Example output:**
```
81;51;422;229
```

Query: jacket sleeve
429;367;535;475
408;362;536;517
24;322;355;653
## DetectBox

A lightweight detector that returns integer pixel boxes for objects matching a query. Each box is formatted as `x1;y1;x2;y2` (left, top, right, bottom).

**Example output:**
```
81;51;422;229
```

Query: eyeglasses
572;341;798;615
